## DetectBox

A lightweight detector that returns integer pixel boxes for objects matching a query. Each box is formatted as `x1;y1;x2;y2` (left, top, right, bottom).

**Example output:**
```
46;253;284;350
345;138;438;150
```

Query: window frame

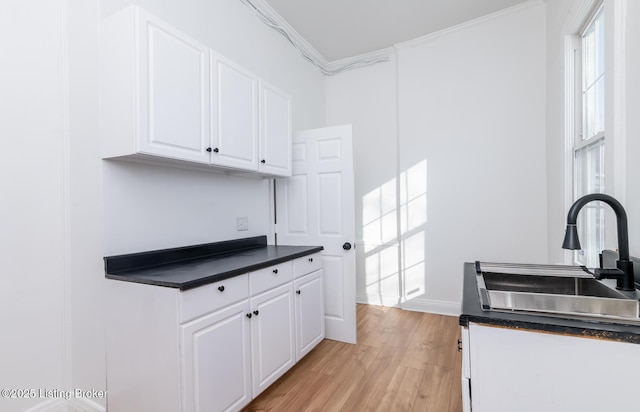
568;3;606;267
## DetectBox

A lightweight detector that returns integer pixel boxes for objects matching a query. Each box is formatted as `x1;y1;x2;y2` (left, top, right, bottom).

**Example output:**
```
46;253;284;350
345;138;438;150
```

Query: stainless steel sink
476;262;640;321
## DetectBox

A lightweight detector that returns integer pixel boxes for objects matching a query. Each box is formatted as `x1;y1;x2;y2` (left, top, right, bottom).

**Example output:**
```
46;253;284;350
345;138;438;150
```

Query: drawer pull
273;269;278;274
253;310;259;316
218;286;225;292
246;313;252;319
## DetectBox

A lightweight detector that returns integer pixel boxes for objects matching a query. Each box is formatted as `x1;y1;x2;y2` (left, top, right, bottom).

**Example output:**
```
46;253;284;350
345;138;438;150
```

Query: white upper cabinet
210;52;259;171
101;5;291;177
101;6;210;163
259;80;292;176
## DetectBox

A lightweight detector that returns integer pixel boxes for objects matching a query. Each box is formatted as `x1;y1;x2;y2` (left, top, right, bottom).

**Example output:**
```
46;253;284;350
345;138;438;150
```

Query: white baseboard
357;292;460;316
23;397;106;412
356;292;401;307
24;399;67;412
402;298;461;316
68;397;106;412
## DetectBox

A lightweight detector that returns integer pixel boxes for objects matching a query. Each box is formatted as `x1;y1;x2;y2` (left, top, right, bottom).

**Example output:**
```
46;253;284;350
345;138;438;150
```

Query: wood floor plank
340;344;407;411
399;312;441;371
411;364;454;412
376;366;424;412
243;304;463;412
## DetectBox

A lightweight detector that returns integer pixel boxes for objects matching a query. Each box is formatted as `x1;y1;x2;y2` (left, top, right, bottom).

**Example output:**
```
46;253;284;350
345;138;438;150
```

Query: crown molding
325;47;394;73
239;0;390;75
395;0;544;51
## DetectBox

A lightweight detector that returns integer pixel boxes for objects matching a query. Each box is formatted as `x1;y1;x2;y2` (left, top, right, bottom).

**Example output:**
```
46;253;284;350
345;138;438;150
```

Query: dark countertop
104;236;323;291
459;262;640;344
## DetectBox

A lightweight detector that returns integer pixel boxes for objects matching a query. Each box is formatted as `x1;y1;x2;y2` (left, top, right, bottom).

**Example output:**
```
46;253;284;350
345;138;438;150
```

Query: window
571;5;605;267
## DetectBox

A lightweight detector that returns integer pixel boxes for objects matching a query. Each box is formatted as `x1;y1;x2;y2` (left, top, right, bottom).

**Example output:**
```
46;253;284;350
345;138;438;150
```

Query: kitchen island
459;261;640;412
104;236;325;412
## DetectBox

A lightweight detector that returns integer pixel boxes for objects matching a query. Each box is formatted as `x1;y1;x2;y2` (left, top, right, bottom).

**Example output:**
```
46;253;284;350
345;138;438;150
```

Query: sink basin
476;262;640;321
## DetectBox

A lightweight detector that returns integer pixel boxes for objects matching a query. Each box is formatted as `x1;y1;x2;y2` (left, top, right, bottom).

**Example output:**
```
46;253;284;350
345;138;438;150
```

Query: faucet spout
562;194;635;291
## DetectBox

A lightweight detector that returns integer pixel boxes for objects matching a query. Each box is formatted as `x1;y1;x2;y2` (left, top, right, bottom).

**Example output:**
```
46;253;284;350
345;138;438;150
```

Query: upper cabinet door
136;8;210;163
210;52;259;171
259;80;292;176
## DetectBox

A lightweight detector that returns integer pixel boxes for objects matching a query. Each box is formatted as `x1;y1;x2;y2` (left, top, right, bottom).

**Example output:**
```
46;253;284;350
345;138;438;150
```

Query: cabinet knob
261;159;266;163
206;147;212;152
273;269;278;274
218;285;225;292
457;339;462;352
296;290;301;295
253;310;259;316
213;148;219;153
246;313;252;319
308;258;313;262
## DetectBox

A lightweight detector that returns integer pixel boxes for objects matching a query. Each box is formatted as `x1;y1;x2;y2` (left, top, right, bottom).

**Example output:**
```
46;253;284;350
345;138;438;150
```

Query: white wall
328;2;549;314
0;1;66;411
326;61;400;306
68;0;107;409
624;1;640;258
543;0;570;265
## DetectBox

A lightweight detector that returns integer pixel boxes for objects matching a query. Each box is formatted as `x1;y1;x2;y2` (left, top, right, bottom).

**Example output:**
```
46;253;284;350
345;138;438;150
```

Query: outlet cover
237;217;248;231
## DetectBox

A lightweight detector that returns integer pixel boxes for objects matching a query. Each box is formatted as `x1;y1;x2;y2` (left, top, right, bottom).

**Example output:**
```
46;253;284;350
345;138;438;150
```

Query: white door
276;125;356;344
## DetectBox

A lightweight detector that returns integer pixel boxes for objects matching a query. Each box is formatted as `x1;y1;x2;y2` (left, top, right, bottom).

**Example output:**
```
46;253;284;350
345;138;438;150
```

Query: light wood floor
243;304;463;412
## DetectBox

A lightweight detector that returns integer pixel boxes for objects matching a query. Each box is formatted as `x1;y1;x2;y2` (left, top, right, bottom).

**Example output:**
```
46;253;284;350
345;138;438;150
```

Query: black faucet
562;193;635;291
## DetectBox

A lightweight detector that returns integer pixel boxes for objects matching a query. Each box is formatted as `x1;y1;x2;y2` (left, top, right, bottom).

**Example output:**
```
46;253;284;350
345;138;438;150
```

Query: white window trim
562;0;627;265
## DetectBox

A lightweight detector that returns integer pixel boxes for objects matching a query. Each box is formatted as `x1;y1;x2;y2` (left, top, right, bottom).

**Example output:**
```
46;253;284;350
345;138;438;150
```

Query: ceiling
263;0;531;62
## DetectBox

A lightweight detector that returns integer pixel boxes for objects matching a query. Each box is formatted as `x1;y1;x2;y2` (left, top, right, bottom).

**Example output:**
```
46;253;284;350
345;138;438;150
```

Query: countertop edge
460;262;640;344
105;244;324;291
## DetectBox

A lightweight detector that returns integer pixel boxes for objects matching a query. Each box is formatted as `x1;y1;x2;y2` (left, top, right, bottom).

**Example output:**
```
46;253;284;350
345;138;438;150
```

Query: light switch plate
237;217;248;231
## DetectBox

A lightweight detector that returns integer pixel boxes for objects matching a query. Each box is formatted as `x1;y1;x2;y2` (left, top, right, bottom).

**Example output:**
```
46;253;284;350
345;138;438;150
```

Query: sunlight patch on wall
400;159;428;233
362;177;397;250
360;159;427;304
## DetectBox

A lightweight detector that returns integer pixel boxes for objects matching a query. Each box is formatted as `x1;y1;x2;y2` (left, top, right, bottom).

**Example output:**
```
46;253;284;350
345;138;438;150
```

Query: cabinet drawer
293;252;322;278
250;262;293;295
179;274;249;323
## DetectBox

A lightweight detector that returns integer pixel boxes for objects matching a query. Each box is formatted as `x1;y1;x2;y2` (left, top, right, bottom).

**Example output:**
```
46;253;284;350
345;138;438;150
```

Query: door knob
343;242;352;251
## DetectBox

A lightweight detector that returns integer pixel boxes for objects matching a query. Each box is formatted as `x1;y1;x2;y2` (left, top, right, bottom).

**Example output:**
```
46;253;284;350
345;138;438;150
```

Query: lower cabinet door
180;300;251;412
250;283;296;397
294;270;325;360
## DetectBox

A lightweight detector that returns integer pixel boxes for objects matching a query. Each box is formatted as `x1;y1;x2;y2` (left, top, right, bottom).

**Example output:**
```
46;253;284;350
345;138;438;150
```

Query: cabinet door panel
250;283;295;397
211;52;258;170
259;80;291;176
181;300;251;412
137;10;209;163
294;270;325;360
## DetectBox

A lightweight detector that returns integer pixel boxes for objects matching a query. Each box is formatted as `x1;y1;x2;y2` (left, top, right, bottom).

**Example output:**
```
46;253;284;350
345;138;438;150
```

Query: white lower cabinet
294;270;324;360
250;283;295;396
181;300;252;412
107;258;323;412
461;322;640;412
